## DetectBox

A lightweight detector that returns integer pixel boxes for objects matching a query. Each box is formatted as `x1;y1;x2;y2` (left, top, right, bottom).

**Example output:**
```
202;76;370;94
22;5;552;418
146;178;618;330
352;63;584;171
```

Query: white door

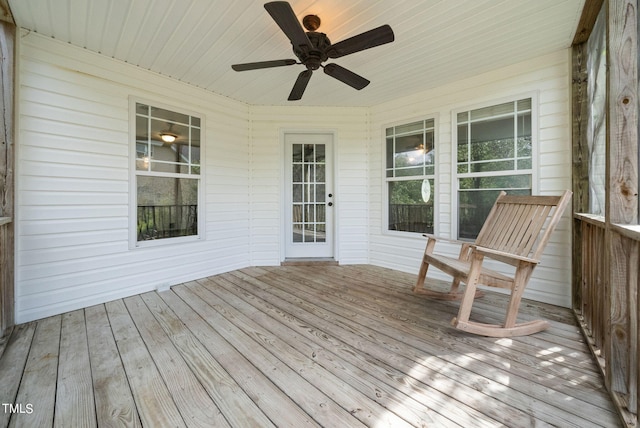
284;133;334;259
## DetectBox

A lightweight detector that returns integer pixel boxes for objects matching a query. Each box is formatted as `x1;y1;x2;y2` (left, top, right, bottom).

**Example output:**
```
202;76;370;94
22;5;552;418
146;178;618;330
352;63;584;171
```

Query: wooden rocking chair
414;190;572;337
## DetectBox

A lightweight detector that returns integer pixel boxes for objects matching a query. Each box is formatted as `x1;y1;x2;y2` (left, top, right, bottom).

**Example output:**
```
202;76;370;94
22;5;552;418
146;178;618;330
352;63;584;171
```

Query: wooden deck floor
0;265;621;427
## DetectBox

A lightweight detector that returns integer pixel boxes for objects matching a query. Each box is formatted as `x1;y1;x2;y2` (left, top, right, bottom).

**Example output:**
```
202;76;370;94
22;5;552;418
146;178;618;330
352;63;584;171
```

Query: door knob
328;202;333;207
328;193;333;198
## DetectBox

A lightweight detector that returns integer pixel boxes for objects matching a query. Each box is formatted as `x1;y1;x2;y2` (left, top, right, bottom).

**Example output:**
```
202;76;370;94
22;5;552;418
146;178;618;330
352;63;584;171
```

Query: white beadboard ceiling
8;0;585;107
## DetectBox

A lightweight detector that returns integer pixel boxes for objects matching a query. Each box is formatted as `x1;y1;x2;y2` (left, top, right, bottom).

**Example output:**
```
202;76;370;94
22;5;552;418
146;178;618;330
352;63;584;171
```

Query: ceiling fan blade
264;1;312;49
328;25;395;59
288;70;312;101
323;63;370;90
232;59;297;71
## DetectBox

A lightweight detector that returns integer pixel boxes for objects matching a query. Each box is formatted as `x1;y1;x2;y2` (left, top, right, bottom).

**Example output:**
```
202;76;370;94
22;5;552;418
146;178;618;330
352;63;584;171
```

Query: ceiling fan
231;1;395;101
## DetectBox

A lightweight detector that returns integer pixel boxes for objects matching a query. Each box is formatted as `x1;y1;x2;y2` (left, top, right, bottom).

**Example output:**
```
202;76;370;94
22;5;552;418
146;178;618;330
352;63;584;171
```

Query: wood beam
0;0;13;25
573;0;606;45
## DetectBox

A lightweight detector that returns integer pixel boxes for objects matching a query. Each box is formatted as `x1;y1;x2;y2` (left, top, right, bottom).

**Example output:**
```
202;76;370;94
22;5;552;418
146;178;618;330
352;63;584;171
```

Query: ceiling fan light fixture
302;14;321;31
160;132;178;143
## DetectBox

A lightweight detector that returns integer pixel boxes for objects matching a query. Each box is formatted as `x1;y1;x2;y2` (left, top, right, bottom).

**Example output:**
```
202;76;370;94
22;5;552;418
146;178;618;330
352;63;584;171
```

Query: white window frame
451;93;538;240
383;116;438;237
129;97;205;249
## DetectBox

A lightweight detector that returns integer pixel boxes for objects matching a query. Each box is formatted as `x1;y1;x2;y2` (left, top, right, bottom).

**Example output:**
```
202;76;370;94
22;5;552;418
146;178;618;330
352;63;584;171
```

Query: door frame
280;129;338;262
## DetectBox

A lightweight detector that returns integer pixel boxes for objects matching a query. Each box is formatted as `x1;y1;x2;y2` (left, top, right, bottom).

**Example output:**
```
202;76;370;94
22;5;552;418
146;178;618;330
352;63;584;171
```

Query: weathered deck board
0;322;35;428
123;295;230;428
0;265;622;427
157;288;318;428
176;281;367;427
84;304;141;428
105;299;186;427
54;310;96;428
9;315;61;427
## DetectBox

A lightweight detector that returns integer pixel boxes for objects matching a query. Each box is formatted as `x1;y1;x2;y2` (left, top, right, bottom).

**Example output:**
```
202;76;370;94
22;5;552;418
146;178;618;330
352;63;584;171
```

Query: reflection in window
385;119;435;234
134;103;202;242
456;98;533;239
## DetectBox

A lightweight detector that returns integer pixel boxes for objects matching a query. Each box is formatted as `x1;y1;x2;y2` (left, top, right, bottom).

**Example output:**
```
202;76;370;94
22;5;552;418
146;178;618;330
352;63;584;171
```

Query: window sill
134;235;202;249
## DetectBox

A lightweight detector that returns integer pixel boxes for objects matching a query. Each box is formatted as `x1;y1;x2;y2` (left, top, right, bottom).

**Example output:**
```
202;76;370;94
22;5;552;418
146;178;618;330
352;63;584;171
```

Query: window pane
135;103;202;243
471;160;514;173
457;124;468;164
191;127;201;167
395;134;424;167
470;101;514;121
518;98;532;110
315;144;325;162
517;137;532;158
303;144;315;162
395;167;424;177
136;103;201;176
137;176;198;241
459;174;531;190
316;164;325;182
388;180;433;233
292;184;302;202
395;121;423;135
470;118;514;161
386;119;436;234
386;137;394;170
518;158;532;170
136;103;149;115
456;98;533;239
150;106;189;125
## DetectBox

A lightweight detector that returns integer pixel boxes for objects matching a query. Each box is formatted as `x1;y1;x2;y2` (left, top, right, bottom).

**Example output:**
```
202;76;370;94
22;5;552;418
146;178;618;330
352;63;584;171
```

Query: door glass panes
292;144;326;243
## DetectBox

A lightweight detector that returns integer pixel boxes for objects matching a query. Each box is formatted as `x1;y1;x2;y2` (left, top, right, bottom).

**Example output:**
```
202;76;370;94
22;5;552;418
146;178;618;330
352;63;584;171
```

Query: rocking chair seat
423;251;515;289
413;190;572;337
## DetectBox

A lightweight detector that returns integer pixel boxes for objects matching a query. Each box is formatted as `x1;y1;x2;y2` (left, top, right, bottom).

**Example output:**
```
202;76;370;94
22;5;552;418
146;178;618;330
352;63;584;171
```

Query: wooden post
606;0;639;401
0;19;13;338
572;42;589;311
572;0;605;311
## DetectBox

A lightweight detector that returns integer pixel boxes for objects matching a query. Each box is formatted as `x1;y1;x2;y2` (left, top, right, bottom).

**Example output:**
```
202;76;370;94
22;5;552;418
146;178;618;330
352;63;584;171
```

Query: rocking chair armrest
471;245;540;265
422;234;472;246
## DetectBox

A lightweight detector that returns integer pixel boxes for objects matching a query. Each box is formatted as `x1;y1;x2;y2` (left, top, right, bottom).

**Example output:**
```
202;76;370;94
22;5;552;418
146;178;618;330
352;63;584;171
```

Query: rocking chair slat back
475;192;568;260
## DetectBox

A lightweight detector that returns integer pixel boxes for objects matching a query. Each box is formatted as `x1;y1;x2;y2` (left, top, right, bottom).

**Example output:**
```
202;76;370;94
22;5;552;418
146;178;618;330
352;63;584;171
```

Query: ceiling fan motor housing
294;31;332;70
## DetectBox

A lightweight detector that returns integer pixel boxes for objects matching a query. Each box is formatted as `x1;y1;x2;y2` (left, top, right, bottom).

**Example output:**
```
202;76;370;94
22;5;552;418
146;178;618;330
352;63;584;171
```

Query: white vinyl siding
249;105;370;265
369;50;573;307
16;32;250;323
